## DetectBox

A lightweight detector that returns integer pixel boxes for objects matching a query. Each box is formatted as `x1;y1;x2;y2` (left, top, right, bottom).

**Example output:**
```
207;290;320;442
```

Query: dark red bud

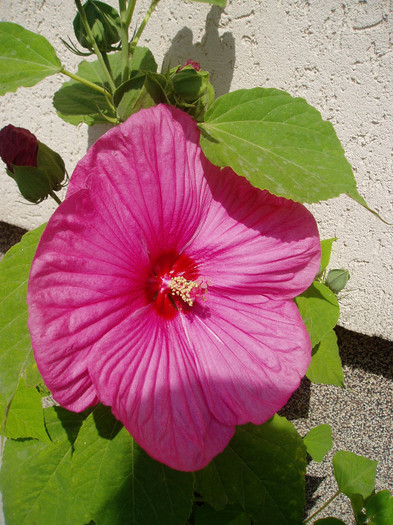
180;59;201;72
0;124;39;173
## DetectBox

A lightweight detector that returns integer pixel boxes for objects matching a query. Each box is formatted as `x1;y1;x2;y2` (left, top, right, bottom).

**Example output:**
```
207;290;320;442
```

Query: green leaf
70;404;194;525
195;416;306;524
306;329;344;387
303;424;333;462
333;451;378;499
194;503;251;525
114;72;168;121
199;88;362;203
350;493;366;521
0;22;62;95
314;519;347;524
295;281;340;348
365;490;393;525
3;378;49;442
53;47;157;125
183;0;226;6
0;224;45;427
0;406;85;525
194;459;229;511
320;238;337;273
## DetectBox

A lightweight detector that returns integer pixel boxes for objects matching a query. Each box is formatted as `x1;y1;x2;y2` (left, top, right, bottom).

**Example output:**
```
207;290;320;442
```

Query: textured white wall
0;0;392;340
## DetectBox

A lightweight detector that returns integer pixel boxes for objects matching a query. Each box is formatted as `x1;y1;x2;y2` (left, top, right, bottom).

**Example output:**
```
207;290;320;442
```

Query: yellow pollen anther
170;276;199;306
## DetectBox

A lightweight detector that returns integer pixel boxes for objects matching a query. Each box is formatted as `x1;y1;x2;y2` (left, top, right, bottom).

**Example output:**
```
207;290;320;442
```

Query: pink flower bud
180;59;201;72
0;124;38;173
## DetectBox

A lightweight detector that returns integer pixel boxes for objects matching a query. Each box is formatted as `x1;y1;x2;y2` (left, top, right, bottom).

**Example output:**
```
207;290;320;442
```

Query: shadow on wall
162;5;235;98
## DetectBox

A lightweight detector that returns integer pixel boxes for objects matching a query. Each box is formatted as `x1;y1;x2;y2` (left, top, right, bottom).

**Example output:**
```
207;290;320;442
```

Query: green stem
74;0;116;91
303;490;341;523
129;0;160;54
49;191;62;205
119;0;137;82
120;24;131;82
125;0;137;26
61;68;108;95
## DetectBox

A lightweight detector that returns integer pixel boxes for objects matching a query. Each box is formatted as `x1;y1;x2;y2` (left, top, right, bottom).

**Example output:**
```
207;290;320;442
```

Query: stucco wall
0;0;392;340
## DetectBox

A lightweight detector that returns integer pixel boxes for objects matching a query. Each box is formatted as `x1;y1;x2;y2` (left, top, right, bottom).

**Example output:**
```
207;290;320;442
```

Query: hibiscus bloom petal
27;104;321;472
87;309;235;471
180;292;311;426
66;104;214;259
188;167;320;299
27;190;150;411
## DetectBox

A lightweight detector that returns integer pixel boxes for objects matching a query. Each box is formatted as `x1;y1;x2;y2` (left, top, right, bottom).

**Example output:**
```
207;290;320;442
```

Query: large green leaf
0;407;86;525
333;451;377;499
306;329;344;387
195;416;306;524
295;281;339;348
0;224;45;426
70;404;194;525
53;47;157;125
0;22;62;95
194;503;250;525
3;378;49;442
365;490;393;525
303;424;333;462
199;88;363;203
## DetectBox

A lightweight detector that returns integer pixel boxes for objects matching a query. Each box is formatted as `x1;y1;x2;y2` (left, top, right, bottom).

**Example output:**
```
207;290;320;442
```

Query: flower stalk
129;0;160;55
49;190;62;205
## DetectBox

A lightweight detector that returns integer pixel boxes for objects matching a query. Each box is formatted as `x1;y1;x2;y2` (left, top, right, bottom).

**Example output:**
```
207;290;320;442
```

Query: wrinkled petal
87;309;235;471
27;190;150;411
181;292;311;426
67;105;215;259
188;167;320;299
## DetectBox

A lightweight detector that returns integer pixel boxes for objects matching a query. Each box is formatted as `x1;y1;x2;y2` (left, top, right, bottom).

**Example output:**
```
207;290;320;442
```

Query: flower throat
145;251;210;319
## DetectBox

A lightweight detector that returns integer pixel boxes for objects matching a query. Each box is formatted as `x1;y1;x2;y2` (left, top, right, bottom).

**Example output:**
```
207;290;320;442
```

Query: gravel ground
282;326;393;523
0;221;392;525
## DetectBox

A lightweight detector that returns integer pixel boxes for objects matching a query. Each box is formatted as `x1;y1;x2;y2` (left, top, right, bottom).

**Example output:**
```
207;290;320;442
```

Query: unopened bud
167;62;215;120
0;125;66;204
326;269;350;294
74;0;121;53
0;125;38;172
179;60;201;72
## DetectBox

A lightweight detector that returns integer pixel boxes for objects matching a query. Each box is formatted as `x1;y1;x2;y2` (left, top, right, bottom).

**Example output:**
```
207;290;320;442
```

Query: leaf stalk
303;490;342;523
61;68;108;95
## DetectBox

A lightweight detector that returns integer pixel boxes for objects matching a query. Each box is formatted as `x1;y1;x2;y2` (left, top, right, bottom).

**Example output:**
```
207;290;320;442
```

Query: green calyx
73;0;122;53
167;65;215;121
7;142;66;204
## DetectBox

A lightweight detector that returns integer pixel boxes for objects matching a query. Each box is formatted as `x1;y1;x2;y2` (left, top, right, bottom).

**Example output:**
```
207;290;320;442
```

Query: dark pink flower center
146;251;208;319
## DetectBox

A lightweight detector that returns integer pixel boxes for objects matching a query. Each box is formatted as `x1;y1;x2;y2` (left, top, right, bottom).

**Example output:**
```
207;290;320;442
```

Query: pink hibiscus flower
27;105;320;471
